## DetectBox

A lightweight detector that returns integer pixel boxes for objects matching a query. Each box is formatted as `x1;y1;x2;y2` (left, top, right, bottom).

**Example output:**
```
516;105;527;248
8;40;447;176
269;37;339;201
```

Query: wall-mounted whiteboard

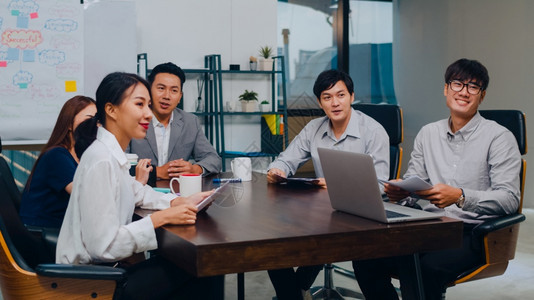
0;0;136;143
0;0;84;141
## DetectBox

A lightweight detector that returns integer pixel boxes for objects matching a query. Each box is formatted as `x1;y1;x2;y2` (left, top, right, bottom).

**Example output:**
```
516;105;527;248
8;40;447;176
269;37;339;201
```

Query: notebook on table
317;148;441;223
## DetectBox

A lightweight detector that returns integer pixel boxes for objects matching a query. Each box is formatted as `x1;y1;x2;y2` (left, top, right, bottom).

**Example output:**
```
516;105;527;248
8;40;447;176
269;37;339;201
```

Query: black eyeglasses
448;80;483;95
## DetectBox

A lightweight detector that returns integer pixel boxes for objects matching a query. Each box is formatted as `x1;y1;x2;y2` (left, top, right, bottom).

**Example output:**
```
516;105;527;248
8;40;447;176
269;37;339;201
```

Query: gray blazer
128;109;221;175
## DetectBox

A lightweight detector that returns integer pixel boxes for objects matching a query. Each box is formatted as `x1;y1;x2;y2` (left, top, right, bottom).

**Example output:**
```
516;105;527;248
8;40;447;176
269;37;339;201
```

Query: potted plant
260;100;270;112
258;45;274;71
239;89;258;112
249;56;258;71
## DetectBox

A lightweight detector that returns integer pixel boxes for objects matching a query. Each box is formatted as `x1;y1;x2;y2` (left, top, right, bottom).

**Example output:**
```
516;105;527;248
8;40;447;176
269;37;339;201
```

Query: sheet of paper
386;176;433;192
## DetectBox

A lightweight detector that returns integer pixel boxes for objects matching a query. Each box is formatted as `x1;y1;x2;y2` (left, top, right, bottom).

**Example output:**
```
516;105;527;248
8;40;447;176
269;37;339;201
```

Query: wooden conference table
136;172;463;299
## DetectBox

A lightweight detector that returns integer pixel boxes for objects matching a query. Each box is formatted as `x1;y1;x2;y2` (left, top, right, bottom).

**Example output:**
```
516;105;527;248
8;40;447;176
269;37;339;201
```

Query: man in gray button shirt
267;69;390;300
267;69;389;188
353;59;521;300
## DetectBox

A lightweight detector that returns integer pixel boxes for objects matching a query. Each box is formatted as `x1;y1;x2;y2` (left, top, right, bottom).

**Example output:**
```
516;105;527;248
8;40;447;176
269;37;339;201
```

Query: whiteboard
0;0;136;143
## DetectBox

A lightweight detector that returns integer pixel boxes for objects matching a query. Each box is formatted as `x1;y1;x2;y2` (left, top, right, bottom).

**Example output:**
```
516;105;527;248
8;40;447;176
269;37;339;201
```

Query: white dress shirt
152;112;173;166
56;127;176;264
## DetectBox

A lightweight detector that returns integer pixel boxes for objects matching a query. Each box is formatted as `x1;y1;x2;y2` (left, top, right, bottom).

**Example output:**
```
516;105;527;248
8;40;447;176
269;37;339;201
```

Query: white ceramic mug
231;157;252;181
170;174;202;197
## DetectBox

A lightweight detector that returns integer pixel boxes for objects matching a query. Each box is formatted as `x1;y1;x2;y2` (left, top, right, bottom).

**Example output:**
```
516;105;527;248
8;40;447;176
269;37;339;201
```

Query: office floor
224;208;534;299
1;210;531;300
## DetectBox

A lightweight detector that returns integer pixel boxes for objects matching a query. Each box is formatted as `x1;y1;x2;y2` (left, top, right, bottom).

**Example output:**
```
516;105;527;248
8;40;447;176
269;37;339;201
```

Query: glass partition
277;0;395;108
278;1;337;109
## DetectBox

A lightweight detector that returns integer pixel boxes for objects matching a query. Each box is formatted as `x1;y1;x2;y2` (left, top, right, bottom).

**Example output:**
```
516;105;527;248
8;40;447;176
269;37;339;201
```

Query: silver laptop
318;148;441;223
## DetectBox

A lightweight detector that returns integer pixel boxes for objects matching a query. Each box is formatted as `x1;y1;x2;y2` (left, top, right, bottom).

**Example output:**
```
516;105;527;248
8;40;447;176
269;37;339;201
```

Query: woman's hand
135;158;153;185
150;204;198;228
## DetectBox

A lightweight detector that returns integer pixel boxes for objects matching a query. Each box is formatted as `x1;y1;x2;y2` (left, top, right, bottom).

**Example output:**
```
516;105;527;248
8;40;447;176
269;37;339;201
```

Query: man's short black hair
444;58;489;91
148;62;186;89
313;69;354;99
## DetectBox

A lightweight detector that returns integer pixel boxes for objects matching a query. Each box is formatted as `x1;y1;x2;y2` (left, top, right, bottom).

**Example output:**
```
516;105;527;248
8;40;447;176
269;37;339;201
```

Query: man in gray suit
128;62;221;179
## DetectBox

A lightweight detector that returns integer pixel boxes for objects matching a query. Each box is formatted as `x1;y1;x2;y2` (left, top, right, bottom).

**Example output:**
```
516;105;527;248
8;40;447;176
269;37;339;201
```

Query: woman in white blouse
56;72;222;299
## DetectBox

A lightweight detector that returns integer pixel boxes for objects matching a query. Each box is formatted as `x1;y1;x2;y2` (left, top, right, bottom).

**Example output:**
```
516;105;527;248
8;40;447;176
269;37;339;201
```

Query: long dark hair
25;96;96;190
74;72;151;158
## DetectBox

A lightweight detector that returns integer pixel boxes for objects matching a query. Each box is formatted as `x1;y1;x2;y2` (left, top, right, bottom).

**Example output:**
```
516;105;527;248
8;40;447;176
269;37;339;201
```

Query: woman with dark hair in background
20;96;96;229
56;72;223;299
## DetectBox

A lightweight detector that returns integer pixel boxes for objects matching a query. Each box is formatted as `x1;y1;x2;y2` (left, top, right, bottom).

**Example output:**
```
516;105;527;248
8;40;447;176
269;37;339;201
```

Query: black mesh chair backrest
0;138;53;271
479;110;527;211
479;110;527;155
352;103;403;145
352;103;403;179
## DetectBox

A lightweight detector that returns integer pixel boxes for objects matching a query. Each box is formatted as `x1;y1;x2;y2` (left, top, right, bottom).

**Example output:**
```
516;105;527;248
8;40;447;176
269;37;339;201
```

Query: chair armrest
472;213;526;236
35;264;127;281
41;227;59;254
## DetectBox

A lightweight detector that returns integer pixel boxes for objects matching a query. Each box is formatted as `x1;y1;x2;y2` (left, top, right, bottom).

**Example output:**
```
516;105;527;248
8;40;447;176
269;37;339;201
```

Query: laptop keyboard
386;210;409;219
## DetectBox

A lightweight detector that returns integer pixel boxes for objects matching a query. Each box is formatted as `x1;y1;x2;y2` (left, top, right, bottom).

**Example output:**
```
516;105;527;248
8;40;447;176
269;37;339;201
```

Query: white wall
393;0;534;208
84;1;137;97
135;0;277;169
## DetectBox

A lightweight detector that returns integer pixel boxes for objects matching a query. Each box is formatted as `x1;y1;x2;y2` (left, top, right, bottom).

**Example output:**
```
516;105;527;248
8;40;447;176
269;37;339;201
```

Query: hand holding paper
385;176;433;192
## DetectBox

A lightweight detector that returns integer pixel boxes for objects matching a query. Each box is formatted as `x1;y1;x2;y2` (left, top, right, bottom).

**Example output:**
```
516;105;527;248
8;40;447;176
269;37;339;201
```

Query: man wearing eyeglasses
352;58;521;300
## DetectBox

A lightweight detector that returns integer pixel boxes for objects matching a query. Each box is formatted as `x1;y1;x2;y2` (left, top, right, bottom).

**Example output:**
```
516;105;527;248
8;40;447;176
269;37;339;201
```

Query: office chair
0;137;127;299
444;110;527;295
353;103;404;180
0;141;22;213
310;104;403;299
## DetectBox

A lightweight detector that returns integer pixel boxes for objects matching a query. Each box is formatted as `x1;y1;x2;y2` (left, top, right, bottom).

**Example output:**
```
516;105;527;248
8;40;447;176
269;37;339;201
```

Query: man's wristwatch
456;188;465;208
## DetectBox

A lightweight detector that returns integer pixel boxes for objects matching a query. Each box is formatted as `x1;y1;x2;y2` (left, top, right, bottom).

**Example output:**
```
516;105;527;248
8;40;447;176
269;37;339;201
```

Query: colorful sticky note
65;81;77;92
17;16;29;28
19;83;28;89
11;10;19;16
30;12;39;19
0;61;7;67
23;50;35;62
7;48;19;60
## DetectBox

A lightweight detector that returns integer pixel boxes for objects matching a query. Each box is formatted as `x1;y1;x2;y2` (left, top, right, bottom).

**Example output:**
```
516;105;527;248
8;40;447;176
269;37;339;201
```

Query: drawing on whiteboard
44;18;78;32
0;0;84;140
38;49;65;65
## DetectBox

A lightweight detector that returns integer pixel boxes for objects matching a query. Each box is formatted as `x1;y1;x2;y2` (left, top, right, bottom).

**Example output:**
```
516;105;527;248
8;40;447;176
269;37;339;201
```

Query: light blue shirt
404;112;521;224
268;109;390;183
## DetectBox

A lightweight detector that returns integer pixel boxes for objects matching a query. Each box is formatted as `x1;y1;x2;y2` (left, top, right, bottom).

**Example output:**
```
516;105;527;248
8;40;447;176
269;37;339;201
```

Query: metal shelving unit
212;55;288;171
136;54;288;171
136;53;220;149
